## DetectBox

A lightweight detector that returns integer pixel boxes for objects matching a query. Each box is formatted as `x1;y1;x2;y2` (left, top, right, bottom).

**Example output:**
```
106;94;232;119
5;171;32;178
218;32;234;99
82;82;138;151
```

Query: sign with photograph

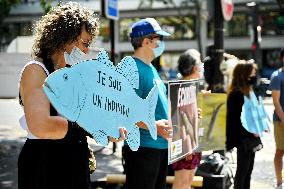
168;80;199;164
197;93;227;151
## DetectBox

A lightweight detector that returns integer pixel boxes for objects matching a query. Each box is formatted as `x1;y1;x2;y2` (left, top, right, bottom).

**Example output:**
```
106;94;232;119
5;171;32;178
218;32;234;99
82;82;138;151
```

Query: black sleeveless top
18;61;91;189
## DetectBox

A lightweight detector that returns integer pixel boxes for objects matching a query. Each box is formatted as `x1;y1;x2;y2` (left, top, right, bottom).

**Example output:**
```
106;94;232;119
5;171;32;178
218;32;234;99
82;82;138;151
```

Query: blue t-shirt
269;69;284;121
125;57;168;149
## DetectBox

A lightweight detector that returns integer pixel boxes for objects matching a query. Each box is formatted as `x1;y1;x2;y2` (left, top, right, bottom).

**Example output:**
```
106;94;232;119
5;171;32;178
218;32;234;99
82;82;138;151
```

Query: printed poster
197;93;227;151
168;80;199;164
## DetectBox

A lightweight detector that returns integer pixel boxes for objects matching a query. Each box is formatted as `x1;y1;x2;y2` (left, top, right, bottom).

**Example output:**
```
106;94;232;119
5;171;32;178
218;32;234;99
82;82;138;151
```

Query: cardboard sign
168;80;199;164
241;91;270;136
43;50;158;151
197;93;227;151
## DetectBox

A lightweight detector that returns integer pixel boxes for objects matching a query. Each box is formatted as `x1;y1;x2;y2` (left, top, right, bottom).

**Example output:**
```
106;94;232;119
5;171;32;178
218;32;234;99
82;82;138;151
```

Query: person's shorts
172;152;202;171
274;121;284;150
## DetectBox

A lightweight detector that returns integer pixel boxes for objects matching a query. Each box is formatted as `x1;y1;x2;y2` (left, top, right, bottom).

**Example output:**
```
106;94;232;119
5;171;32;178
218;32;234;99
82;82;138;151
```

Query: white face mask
198;63;204;79
64;47;86;65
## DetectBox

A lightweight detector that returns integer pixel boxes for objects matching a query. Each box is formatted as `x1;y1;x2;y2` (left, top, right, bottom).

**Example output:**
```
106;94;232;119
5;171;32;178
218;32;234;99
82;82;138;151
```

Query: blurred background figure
269;48;284;189
220;53;239;91
203;45;215;91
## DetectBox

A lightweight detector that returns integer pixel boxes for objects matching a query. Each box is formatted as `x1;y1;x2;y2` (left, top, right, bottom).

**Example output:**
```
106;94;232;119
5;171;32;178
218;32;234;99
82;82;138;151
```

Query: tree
0;0;20;24
0;0;21;51
40;0;54;14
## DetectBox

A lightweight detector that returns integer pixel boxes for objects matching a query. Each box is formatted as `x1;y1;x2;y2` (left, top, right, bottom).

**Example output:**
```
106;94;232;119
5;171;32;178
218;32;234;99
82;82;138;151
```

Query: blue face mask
153;40;165;58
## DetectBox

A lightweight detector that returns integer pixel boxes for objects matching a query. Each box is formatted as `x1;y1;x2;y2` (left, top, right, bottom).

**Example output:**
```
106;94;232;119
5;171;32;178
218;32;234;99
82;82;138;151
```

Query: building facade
1;0;284;79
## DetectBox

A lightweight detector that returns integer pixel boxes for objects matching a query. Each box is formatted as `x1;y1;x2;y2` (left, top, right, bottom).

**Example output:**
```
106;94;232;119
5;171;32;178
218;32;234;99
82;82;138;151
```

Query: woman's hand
156;119;172;140
201;89;211;95
197;108;202;119
108;127;128;142
185;154;193;161
253;133;260;137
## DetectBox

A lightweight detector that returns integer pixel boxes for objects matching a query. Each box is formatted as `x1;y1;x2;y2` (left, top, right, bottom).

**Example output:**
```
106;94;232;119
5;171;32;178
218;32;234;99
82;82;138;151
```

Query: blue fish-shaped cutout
241;91;270;137
43;50;158;151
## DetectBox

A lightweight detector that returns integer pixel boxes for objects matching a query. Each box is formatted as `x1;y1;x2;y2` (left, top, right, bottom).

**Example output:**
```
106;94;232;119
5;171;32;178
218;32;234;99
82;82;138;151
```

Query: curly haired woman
18;2;126;188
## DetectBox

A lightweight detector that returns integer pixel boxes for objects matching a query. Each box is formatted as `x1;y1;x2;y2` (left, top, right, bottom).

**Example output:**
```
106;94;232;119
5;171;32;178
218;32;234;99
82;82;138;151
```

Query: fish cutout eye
63;73;68;81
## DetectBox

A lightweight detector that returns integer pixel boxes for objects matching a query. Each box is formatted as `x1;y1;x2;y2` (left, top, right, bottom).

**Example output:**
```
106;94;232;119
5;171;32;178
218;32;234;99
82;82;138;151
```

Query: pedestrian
269;48;284;189
226;60;262;189
204;44;214;91
122;18;172;189
171;49;203;189
18;2;126;189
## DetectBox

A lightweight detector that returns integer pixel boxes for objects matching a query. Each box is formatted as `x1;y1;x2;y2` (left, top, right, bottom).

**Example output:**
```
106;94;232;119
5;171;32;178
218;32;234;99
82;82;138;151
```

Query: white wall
6;36;34;53
0;53;31;98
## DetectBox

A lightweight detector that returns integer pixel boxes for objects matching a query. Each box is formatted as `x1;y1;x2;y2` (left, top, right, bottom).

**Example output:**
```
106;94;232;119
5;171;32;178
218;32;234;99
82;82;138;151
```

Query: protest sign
168;80;199;164
43;50;158;151
197;93;227;151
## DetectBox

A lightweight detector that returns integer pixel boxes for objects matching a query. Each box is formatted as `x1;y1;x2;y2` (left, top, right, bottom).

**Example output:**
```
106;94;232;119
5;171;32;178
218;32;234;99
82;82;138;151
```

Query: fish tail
126;126;140;151
144;84;159;140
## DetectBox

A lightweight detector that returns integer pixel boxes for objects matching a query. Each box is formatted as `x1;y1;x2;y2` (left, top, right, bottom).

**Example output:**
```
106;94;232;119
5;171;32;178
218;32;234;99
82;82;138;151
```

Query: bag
240;137;263;153
195;153;234;189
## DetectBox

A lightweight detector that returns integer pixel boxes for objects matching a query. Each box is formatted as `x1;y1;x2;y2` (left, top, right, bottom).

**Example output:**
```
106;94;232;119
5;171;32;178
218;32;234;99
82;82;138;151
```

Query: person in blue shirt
270;48;284;189
122;18;172;189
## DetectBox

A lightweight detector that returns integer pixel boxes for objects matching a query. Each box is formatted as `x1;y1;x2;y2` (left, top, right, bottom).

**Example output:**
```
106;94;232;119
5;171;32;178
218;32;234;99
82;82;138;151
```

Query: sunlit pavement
251;97;275;189
0;98;278;189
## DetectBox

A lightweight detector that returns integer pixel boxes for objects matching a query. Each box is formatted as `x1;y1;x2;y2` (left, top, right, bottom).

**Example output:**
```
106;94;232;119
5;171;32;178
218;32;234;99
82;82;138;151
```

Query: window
261;11;284;36
208;13;248;37
99;18;110;42
119;15;196;42
119;18;141;42
0;22;32;51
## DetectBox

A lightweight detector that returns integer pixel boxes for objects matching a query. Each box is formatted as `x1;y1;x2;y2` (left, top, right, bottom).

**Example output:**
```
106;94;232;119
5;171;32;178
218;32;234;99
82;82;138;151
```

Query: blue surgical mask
153;40;165;58
64;47;86;65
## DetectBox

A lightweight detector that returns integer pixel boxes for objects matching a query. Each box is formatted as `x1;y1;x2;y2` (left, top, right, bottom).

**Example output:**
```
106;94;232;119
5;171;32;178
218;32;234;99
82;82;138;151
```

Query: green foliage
0;0;21;22
40;0;53;14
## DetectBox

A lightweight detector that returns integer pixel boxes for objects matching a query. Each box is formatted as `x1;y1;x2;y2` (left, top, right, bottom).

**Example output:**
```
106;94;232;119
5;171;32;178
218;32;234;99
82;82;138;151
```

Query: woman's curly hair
32;2;99;60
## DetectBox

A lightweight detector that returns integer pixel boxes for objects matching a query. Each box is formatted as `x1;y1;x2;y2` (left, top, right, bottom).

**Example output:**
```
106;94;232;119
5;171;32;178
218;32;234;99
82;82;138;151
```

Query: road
0;98;278;189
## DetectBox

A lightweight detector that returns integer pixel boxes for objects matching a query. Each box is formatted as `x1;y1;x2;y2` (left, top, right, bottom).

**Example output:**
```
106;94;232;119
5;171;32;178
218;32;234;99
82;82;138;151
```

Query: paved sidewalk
0;99;125;189
0;98;278;189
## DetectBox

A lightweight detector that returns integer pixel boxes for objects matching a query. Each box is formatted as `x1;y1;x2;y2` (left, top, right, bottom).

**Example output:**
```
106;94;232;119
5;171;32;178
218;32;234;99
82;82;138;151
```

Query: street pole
212;0;225;92
248;3;262;69
109;19;117;152
110;19;115;63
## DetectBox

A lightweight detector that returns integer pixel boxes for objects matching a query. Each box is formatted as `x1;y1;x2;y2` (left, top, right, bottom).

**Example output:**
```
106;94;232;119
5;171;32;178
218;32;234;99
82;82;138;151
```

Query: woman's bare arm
20;64;68;139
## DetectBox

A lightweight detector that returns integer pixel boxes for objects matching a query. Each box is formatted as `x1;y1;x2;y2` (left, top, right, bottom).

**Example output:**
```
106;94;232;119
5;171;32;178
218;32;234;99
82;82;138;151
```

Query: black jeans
234;145;255;189
122;146;168;189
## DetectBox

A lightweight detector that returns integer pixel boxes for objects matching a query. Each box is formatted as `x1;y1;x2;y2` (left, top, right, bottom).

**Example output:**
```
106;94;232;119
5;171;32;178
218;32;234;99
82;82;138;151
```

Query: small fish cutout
241;91;270;137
